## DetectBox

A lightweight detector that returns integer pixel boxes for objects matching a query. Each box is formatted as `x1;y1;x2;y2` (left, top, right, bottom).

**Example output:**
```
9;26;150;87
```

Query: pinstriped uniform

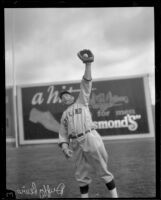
59;77;113;186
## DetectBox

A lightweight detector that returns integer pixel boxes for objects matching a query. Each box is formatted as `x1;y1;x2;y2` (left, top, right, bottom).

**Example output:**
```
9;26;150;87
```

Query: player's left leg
85;130;118;198
106;179;118;198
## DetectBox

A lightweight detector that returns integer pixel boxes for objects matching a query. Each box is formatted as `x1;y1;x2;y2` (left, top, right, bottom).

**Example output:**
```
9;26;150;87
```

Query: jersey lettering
75;108;82;114
63;117;68;128
68;111;74;116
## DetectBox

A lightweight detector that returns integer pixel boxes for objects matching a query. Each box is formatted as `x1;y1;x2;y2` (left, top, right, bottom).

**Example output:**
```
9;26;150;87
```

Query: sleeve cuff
83;76;92;81
58;142;69;148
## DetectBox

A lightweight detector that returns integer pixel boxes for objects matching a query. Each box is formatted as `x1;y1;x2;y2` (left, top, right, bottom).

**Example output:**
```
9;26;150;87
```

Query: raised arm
83;62;92;81
77;49;94;105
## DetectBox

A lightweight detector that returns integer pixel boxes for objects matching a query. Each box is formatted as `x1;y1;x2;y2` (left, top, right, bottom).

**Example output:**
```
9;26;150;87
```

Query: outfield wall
16;74;154;145
6;87;15;143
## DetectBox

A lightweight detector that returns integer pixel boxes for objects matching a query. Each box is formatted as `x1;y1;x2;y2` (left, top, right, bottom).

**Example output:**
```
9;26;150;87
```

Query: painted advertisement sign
17;75;154;144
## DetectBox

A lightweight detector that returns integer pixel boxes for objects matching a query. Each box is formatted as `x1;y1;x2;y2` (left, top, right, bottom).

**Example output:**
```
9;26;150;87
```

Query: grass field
6;137;156;199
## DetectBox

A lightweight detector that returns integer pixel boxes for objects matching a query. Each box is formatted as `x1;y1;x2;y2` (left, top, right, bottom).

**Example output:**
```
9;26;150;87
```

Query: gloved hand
77;49;94;63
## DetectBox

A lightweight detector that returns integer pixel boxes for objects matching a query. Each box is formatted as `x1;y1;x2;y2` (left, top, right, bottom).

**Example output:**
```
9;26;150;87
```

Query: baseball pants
70;130;114;187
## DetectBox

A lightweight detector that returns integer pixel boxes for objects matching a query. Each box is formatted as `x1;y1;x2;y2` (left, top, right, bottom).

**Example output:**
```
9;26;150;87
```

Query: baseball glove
77;49;94;63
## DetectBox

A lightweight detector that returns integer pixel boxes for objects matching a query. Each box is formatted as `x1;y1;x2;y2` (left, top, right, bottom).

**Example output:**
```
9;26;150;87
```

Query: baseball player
59;49;118;198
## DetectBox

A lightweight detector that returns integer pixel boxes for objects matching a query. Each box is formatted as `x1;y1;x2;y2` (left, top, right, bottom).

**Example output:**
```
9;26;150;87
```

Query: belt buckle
69;134;75;139
77;133;83;138
77;133;86;143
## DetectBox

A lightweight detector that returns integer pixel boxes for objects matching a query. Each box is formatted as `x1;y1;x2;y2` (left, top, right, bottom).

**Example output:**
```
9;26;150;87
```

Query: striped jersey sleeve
76;76;92;106
58;111;69;145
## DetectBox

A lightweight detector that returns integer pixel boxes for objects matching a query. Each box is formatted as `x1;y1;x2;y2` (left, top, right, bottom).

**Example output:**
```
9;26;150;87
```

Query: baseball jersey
59;77;96;145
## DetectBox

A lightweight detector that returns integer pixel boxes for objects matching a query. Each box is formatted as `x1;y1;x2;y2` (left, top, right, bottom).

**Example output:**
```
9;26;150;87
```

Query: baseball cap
59;90;72;99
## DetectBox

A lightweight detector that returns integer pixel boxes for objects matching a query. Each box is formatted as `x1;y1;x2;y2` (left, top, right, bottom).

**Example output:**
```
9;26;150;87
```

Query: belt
69;128;95;139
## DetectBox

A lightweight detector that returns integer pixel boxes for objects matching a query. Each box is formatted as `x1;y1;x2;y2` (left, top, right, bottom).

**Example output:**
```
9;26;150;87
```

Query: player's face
61;93;74;105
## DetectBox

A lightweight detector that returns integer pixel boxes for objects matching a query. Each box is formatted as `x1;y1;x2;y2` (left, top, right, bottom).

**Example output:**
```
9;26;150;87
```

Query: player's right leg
73;145;92;198
80;185;89;198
